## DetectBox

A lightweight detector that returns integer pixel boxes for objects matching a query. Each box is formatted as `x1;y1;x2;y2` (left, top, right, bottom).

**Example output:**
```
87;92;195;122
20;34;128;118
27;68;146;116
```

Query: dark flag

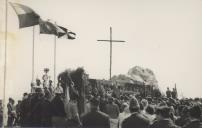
39;20;58;35
10;2;40;28
58;26;67;38
68;31;76;40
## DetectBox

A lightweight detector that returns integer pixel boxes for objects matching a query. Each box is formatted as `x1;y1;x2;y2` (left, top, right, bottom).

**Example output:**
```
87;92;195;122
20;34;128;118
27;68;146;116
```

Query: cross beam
97;27;125;80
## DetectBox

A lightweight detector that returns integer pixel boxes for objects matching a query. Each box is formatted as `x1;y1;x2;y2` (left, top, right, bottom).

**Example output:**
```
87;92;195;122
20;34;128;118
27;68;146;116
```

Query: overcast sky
0;0;202;100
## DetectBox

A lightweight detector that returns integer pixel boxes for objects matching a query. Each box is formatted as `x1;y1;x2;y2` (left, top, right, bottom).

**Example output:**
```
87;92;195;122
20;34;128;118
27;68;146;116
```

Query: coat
122;112;150;128
183;119;202;128
150;119;180;128
82;110;110;128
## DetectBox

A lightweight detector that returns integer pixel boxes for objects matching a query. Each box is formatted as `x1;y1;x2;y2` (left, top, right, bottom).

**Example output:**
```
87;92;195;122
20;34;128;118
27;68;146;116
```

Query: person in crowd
141;99;149;115
48;80;54;96
15;100;22;126
172;88;177;99
42;68;50;88
22;93;28;100
166;87;172;98
105;96;120;128
65;92;81;127
150;106;180;128
44;86;52;101
175;106;190;127
7;98;16;127
82;95;92;116
183;105;202;128
145;105;156;124
20;93;31;127
82;97;110;128
51;86;66;127
118;102;130;128
0;100;3;127
122;97;150;128
99;96;107;113
29;87;52;127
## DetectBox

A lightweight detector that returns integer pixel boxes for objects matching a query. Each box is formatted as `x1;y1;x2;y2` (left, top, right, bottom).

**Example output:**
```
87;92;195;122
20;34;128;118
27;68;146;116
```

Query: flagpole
54;22;57;87
3;0;8;127
32;26;35;82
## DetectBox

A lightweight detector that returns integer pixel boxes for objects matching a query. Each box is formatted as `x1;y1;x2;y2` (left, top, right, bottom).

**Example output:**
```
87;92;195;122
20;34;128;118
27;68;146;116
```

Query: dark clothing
82;110;110;128
29;98;52;127
15;103;21;125
0;107;2;127
183;119;202;128
166;90;172;98
20;98;31;127
175;117;190;127
51;95;66;127
105;103;120;119
150;119;180;128
99;99;107;113
7;103;15;127
51;95;66;117
122;112;150;128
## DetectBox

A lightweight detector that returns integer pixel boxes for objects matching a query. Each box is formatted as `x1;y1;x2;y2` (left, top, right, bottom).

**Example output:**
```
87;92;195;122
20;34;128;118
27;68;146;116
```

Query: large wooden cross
97;27;125;80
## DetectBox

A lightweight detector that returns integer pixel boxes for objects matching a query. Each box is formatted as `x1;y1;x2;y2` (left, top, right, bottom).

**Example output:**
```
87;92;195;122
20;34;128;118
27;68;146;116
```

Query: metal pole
110;27;112;80
54;23;57;87
3;0;8;127
32;26;35;82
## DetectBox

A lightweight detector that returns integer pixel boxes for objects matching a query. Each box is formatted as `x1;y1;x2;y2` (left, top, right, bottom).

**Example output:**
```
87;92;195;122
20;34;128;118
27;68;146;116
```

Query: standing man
51;86;66;127
7;98;16;127
105;97;120;128
122;97;150;128
82;97;110;128
150;106;179;128
166;87;172;98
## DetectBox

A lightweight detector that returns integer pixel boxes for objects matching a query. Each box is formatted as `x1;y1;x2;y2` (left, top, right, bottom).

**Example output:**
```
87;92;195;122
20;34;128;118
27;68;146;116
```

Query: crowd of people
1;83;201;128
0;69;201;128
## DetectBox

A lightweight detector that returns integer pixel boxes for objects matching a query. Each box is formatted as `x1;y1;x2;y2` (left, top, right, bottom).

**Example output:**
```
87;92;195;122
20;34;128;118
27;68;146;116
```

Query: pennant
10;2;40;28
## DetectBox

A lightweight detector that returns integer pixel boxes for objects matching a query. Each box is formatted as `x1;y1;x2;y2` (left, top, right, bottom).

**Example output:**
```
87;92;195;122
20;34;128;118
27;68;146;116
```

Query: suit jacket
150;119;180;128
122;112;150;128
82;110;110;128
183;119;202;128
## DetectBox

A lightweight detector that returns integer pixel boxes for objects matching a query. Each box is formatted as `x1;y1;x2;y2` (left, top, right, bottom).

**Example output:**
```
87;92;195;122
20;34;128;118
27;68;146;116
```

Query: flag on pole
10;2;40;28
67;31;76;40
40;20;67;37
58;26;76;39
40;20;76;39
58;26;67;38
39;20;57;35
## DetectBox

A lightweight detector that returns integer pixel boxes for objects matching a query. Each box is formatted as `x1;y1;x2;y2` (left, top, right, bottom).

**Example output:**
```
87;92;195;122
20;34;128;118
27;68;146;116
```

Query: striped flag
10;2;40;28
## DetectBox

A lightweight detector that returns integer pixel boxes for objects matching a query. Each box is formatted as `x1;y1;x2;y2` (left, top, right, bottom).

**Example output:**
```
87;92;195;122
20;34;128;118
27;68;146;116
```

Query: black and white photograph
0;0;202;127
